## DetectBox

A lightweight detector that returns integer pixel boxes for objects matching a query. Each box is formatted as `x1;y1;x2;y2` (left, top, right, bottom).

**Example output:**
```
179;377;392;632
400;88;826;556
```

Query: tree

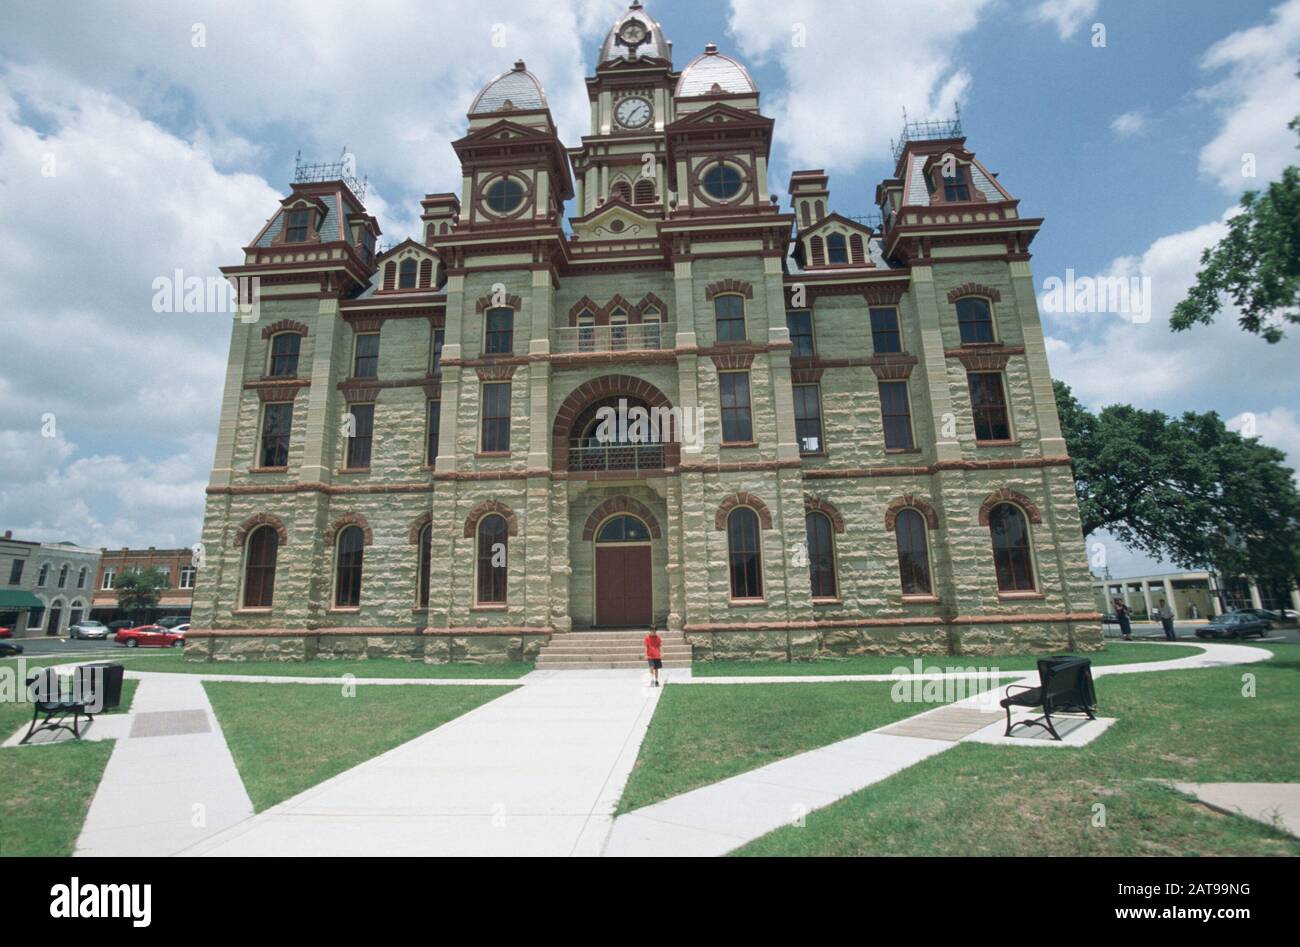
1055;381;1300;591
113;567;170;621
1171;76;1300;343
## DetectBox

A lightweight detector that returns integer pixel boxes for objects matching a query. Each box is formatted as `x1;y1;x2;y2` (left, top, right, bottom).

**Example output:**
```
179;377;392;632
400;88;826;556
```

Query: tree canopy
1171;86;1300;342
1055;381;1300;588
113;566;170;617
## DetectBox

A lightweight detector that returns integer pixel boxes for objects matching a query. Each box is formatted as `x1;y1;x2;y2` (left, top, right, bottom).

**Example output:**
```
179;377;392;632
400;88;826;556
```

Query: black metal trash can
77;663;125;714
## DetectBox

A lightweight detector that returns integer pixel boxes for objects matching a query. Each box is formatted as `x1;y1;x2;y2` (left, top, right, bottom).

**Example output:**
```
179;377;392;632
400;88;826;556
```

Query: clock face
615;96;652;129
619;19;647;44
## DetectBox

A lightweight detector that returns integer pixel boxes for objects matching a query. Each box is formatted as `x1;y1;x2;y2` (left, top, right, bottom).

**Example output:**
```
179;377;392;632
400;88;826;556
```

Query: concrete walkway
74;675;253;857
181;669;665;857
603;641;1272;856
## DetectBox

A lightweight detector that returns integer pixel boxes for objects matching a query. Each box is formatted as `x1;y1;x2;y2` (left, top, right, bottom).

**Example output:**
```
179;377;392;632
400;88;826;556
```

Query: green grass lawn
0;660;139;857
617;679;993;814
734;646;1300;856
107;652;534;679
204;680;515;811
693;641;1201;677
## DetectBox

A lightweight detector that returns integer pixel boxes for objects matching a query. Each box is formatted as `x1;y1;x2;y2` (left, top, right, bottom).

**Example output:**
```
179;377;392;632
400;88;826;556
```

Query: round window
701;163;743;200
484;177;525;214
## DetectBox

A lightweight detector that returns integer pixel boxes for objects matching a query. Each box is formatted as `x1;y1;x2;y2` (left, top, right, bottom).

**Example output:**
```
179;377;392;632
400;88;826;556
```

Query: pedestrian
644;627;663;687
1157;598;1176;640
1113;598;1132;640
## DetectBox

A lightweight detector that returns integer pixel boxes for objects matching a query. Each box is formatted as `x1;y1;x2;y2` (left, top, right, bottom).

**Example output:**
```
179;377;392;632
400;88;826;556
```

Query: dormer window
398;258;418;289
285;209;310;243
943;167;970;202
826;233;848;265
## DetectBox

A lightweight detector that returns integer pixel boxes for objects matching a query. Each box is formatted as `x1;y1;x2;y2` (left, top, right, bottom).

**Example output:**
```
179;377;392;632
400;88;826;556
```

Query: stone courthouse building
191;2;1100;663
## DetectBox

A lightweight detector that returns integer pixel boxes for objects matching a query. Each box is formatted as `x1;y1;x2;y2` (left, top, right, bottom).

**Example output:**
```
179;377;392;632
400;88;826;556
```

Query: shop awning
0;589;43;609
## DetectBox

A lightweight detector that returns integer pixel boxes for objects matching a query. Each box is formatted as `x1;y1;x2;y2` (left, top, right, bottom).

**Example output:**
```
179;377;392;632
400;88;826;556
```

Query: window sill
901;595;941;604
997;591;1044;601
811;597;842;606
233;608;273;615
721;440;758;449
959;341;1001;348
470;604;508;612
249;466;289;474
343;375;380;384
974;439;1019;448
728;598;767;608
338;467;371;474
884;448;921;455
327;607;362;614
474;451;511;459
799;451;828;459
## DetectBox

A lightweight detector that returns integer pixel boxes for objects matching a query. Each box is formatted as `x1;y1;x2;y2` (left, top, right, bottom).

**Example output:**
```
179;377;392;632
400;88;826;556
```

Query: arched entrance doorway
594;514;653;628
46;601;63;637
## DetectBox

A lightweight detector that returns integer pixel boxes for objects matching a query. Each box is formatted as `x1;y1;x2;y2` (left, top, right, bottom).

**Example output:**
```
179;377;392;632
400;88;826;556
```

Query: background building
92;547;198;625
190;3;1100;662
0;531;100;637
1093;570;1300;620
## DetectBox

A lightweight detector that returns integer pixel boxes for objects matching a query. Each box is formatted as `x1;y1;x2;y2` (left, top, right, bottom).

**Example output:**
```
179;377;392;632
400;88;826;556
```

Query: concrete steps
535;629;692;670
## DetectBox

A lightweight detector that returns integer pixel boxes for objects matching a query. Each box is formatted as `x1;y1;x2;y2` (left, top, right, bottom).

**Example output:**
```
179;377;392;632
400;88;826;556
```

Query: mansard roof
599;1;671;64
675;44;757;97
469;60;548;116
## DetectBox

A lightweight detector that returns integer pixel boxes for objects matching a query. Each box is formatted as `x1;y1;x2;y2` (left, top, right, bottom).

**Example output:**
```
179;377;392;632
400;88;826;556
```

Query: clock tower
570;1;677;218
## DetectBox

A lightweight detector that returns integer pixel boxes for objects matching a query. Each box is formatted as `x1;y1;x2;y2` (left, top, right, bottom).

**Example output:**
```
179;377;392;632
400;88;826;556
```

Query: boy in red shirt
644;629;663;687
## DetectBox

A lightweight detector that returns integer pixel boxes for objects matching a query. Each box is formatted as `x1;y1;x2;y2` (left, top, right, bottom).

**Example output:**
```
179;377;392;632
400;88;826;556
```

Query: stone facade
190;3;1101;662
0;532;100;637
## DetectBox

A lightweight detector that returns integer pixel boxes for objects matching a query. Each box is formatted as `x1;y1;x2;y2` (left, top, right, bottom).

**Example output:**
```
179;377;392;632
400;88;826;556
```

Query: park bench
999;656;1097;741
21;664;125;745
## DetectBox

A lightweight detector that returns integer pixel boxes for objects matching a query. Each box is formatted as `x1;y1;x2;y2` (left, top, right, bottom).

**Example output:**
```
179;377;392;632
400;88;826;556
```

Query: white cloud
1110;110;1146;138
1195;0;1300;191
0;0;617;205
1030;0;1100;41
1229;407;1300;472
725;0;992;176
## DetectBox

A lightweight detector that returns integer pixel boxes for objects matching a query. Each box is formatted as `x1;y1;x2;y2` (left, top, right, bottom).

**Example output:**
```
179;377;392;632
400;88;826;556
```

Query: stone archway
551;375;680;473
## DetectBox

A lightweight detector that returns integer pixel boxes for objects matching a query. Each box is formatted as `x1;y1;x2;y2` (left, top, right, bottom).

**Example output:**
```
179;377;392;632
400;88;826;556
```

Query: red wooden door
596;546;652;627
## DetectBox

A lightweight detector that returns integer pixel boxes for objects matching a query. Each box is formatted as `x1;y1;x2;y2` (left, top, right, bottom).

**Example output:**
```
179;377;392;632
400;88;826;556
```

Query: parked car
70;620;110;640
1195;612;1271;639
0;639;22;656
115;624;185;648
1227;608;1276;628
106;619;135;633
157;616;189;629
169;624;190;637
0;626;12;639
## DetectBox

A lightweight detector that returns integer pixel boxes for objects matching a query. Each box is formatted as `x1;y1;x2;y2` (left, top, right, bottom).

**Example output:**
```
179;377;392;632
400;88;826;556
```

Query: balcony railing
554;323;672;354
567;438;666;473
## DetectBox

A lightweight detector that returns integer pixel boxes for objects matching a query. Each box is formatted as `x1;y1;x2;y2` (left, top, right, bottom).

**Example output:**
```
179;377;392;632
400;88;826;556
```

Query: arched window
826;232;848;264
809;235;825;267
895;509;932;596
77;567;87;589
417;524;432;608
800;202;811;227
334;525;365;607
805;512;837;599
269;333;301;377
243;525;278;608
956;297;995;345
383;260;396;290
849;233;865;264
611;180;633;204
633;178;656;204
476;514;508;604
641;304;662;349
609;307;628;350
814;199;825;220
988;504;1035;591
485;306;513;354
596;515;651;543
714;294;745;342
37;563;49;586
577;309;596;352
58;565;69;588
398;258;418;289
727;507;763;599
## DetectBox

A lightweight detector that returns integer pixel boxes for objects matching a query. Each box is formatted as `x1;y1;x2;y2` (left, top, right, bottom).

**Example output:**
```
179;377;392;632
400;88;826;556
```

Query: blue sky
0;0;1296;578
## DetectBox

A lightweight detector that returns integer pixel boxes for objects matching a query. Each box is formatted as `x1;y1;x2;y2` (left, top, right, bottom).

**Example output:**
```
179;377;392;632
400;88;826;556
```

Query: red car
115;624;185;648
0;627;12;639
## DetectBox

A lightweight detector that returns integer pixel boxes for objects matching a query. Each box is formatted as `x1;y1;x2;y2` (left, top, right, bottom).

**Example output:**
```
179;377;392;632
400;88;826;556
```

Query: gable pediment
667;102;772;130
569;198;661;241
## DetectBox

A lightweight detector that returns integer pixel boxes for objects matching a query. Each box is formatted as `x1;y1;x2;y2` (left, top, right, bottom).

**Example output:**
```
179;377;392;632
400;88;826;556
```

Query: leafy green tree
1055;382;1300;593
1171;79;1300;343
114;567;170;621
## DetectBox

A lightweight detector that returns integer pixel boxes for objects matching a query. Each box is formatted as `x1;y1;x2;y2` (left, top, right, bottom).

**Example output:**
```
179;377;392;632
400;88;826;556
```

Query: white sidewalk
182;669;666;857
75;675;253;857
